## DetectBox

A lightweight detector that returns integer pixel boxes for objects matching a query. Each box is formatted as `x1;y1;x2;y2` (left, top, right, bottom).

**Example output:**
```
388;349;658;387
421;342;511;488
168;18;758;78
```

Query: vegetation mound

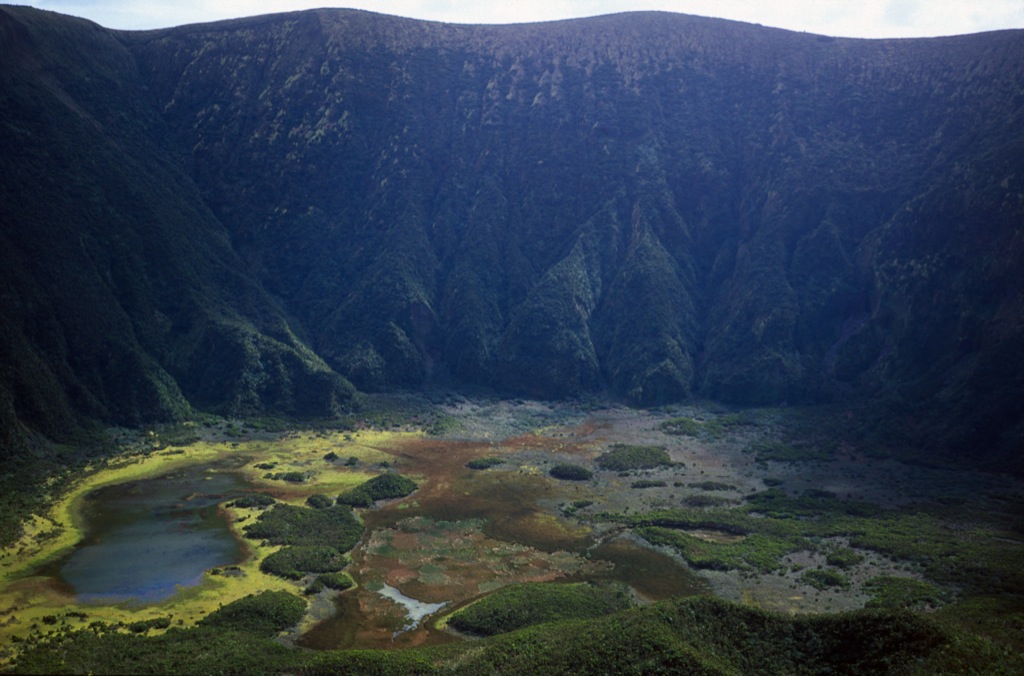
242;504;363;551
549;464;593;481
448;582;633;636
595;444;672;471
466;457;505;470
337;472;418;507
199;591;306;635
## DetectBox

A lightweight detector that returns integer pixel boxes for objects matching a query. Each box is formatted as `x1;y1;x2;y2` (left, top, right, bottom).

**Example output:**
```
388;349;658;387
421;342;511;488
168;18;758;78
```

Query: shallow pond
46;463;248;603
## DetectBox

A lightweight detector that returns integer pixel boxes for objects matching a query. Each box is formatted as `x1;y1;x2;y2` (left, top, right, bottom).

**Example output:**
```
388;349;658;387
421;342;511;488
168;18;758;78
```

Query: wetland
2;397;1023;672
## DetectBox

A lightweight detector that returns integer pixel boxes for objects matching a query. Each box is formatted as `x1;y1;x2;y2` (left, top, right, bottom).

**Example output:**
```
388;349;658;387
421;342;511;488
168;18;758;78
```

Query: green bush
337;472;418;506
305;493;333;509
595;444;671;471
825;547;865;569
864;576;944;609
448;582;632;636
316;571;355;591
466;457;505;470
549;464;593;481
229;493;276;508
200;591;306;635
243;504;363;551
260;545;347;579
631;479;667;489
802;569;850;590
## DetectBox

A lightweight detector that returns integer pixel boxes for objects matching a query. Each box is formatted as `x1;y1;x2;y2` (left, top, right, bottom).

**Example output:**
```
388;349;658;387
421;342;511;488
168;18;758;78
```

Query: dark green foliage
260;545;347;580
802;569;851;590
337;472;418;507
266;471;306;483
127;617;172;633
631;479;667;489
228;493;276;508
865;576;945;609
746;439;832;463
199;591;306;634
690;481;737;491
323;452;339;461
466;457;505;470
825;547;865;569
242;504;363;552
305;493;333;509
316;571;354;591
595;444;672;471
549;464;593;481
447;582;633;636
660;414;752;440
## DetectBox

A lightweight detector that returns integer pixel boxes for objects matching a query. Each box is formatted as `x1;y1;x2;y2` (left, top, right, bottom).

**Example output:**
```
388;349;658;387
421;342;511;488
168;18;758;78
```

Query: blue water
55;465;248;603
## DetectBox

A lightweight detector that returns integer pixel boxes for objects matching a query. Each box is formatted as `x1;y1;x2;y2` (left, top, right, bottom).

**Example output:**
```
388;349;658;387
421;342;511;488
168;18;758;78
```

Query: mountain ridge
2;5;1022;468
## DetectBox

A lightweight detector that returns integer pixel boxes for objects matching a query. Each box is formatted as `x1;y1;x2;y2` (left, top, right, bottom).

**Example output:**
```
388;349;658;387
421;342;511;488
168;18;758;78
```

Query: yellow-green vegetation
594;444;672;472
446;582;633;636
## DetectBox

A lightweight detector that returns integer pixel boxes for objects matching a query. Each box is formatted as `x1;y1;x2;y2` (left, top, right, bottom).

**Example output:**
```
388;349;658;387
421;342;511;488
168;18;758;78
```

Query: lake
50;463;248;603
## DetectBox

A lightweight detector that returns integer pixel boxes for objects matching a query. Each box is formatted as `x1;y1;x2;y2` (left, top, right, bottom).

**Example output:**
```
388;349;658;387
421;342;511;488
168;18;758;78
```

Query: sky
19;1;1024;38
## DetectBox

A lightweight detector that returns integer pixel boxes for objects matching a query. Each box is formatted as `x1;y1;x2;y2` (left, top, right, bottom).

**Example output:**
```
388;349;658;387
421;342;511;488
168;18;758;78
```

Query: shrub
199;591;306;635
595;444;671;471
260;545;347;579
243;504;363;551
864;576;944;609
306;494;333;509
448;582;632;636
229;493;276;508
549;464;593;481
825;547;864;569
338;472;417;506
631;480;667;489
466;457;505;470
801;569;850;590
316;571;354;591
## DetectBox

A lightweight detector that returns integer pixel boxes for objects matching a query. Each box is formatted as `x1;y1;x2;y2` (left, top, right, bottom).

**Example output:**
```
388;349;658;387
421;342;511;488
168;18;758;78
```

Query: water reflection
53;465;247;603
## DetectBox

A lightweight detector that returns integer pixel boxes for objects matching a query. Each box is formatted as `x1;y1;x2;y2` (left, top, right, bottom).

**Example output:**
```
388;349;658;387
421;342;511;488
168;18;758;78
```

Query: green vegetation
199;591;306;634
447;582;633;636
595;444;672;471
336;472;418;507
264;471;306;483
465;457;505;470
865;576;945;609
746;439;832;463
659;414;753;439
315;571;355;591
305;493;334;509
631;479;667;489
260;545;348;580
549;464;593;481
5;576;1016;675
825;547;865;569
242;504;363;551
229;493;276;508
802;569;851;590
689;481;736;491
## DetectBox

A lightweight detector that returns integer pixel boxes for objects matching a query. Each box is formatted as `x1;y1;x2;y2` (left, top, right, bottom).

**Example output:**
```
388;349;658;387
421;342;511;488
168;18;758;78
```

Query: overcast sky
20;1;1024;38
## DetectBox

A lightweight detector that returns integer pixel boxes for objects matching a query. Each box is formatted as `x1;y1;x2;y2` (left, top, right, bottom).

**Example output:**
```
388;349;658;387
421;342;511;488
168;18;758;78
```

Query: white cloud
22;0;1024;37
